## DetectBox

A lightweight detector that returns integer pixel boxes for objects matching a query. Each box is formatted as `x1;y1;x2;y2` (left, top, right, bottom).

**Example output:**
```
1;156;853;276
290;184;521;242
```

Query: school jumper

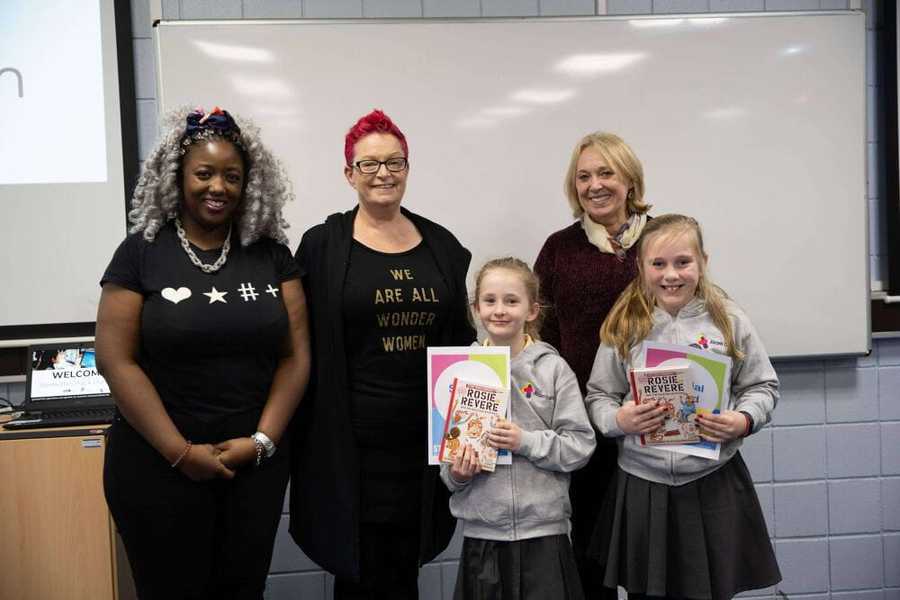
441;341;596;600
585;297;781;600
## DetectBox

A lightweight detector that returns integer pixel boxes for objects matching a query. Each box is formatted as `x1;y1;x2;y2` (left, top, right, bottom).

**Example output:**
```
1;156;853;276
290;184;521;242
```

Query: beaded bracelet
253;436;264;467
171;441;192;468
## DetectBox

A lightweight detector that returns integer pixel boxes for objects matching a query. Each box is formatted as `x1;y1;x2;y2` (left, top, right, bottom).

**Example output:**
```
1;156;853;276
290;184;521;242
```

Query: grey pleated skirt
588;453;781;600
454;534;585;600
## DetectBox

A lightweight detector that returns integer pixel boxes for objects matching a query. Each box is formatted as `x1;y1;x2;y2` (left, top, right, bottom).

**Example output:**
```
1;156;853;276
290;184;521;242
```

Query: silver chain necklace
174;218;232;273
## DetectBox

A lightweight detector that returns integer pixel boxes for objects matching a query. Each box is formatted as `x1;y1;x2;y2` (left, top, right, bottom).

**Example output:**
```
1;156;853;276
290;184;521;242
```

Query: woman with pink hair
289;110;475;599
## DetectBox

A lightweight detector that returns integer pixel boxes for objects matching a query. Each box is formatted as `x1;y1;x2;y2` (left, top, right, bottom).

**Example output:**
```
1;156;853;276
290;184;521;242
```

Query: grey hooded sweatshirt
440;341;596;541
586;297;779;486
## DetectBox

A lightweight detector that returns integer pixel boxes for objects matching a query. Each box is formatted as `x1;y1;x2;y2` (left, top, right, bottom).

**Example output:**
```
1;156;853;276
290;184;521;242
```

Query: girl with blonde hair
585;214;780;600
444;257;595;600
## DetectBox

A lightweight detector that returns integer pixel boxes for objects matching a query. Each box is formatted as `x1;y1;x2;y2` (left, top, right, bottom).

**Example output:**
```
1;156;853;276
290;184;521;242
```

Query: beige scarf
582;212;648;257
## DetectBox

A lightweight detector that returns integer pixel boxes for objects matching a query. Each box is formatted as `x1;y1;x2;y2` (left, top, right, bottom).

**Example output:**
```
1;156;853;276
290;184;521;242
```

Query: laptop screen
28;344;111;402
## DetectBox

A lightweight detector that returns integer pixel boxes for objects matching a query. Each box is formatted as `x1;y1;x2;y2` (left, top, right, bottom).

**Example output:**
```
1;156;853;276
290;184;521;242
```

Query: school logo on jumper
521;383;535;398
690;334;725;351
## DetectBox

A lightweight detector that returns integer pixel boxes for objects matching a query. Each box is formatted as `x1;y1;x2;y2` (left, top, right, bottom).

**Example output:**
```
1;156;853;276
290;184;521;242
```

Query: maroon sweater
534;221;640;394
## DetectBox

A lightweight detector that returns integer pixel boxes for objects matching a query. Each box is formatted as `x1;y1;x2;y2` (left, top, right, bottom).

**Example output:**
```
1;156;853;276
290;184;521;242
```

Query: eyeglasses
352;157;409;174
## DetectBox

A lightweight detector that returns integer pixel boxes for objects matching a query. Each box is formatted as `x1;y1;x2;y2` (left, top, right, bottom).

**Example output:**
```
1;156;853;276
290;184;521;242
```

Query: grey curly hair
128;106;293;246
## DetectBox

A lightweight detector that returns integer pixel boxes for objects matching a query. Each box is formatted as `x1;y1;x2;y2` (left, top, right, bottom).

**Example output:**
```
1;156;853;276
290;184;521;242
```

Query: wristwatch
252;431;276;466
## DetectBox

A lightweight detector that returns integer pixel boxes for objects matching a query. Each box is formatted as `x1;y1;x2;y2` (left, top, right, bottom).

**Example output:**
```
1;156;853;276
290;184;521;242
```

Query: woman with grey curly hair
95;106;310;599
128;106;293;246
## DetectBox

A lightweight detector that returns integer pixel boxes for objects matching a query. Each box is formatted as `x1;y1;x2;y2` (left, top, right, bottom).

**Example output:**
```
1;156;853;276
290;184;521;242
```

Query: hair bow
180;106;243;153
185;106;240;136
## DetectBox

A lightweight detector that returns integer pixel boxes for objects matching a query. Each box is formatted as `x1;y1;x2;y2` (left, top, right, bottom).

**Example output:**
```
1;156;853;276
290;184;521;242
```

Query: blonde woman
533;132;651;598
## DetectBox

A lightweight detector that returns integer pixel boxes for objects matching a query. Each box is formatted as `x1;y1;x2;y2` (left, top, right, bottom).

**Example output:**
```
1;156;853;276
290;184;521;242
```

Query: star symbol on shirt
203;286;228;304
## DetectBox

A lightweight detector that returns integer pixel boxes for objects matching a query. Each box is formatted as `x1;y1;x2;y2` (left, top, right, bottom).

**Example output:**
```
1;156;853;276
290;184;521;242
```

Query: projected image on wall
0;0;108;184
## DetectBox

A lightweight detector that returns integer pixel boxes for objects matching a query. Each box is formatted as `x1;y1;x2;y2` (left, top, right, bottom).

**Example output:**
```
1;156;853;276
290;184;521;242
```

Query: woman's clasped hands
175;437;260;481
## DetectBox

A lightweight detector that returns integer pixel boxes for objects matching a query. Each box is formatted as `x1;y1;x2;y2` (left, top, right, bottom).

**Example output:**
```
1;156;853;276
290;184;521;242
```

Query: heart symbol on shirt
162;287;192;304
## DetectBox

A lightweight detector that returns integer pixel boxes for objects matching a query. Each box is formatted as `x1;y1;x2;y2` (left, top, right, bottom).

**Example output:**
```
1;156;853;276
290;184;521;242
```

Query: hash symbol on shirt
238;282;259;302
265;284;279;298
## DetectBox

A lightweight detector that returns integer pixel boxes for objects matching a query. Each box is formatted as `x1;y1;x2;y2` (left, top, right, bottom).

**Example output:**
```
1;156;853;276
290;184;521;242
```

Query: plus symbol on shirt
238;282;259;302
265;284;279;298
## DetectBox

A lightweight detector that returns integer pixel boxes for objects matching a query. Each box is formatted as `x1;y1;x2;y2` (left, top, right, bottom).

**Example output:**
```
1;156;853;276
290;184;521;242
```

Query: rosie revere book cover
629;365;699;446
427;345;511;466
639;341;733;461
438;378;509;472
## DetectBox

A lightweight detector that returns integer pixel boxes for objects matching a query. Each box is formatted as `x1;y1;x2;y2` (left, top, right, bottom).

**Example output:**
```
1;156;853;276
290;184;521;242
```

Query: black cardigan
288;206;476;580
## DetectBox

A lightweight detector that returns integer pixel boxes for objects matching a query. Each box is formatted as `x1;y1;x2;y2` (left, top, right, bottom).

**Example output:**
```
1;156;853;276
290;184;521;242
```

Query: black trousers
333;523;421;600
104;411;289;600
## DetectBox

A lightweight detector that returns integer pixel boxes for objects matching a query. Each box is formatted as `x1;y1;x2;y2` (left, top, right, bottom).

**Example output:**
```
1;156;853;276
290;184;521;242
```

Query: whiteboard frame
154;11;870;359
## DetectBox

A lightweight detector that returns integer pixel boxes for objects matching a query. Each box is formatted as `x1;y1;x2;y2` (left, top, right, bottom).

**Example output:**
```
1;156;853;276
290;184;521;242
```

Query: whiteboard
155;13;868;358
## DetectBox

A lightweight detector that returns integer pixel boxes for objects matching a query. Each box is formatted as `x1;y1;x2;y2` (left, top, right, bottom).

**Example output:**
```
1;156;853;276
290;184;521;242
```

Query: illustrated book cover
438;378;509;472
427;346;511;466
640;341;733;460
629;364;699;446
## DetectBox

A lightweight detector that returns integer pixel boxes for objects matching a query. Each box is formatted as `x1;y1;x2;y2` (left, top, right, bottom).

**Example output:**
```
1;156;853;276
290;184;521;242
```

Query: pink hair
344;109;409;165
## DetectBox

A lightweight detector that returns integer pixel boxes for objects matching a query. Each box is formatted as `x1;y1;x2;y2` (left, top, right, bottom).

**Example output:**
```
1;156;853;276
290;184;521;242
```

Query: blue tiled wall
4;1;878;598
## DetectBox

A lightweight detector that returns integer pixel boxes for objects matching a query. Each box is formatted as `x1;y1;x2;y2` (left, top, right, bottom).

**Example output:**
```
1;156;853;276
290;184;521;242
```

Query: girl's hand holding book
616;400;666;436
488;418;522;452
696;411;749;442
450;444;482;482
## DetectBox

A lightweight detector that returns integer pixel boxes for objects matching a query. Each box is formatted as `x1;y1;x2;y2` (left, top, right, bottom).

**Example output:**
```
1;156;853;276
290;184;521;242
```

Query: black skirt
588;453;780;600
454;534;585;600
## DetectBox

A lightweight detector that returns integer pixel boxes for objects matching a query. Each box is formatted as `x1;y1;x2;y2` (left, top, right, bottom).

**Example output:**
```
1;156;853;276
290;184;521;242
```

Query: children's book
629;365;699;446
639;341;733;461
427;346;511;466
438;378;509;472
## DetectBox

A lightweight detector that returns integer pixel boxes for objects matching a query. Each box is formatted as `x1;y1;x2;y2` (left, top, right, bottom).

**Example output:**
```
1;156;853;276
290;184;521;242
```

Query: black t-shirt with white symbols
101;222;299;420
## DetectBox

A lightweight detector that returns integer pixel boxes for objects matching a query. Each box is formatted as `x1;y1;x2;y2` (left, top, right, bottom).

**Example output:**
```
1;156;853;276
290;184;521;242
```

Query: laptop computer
3;342;116;430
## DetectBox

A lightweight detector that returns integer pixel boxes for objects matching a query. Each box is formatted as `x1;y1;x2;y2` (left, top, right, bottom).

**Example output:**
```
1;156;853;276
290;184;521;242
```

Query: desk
0;423;135;600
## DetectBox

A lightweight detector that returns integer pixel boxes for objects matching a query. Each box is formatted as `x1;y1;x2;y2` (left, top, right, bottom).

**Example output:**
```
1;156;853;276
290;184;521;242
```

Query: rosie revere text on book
457;385;502;413
640;373;686;395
